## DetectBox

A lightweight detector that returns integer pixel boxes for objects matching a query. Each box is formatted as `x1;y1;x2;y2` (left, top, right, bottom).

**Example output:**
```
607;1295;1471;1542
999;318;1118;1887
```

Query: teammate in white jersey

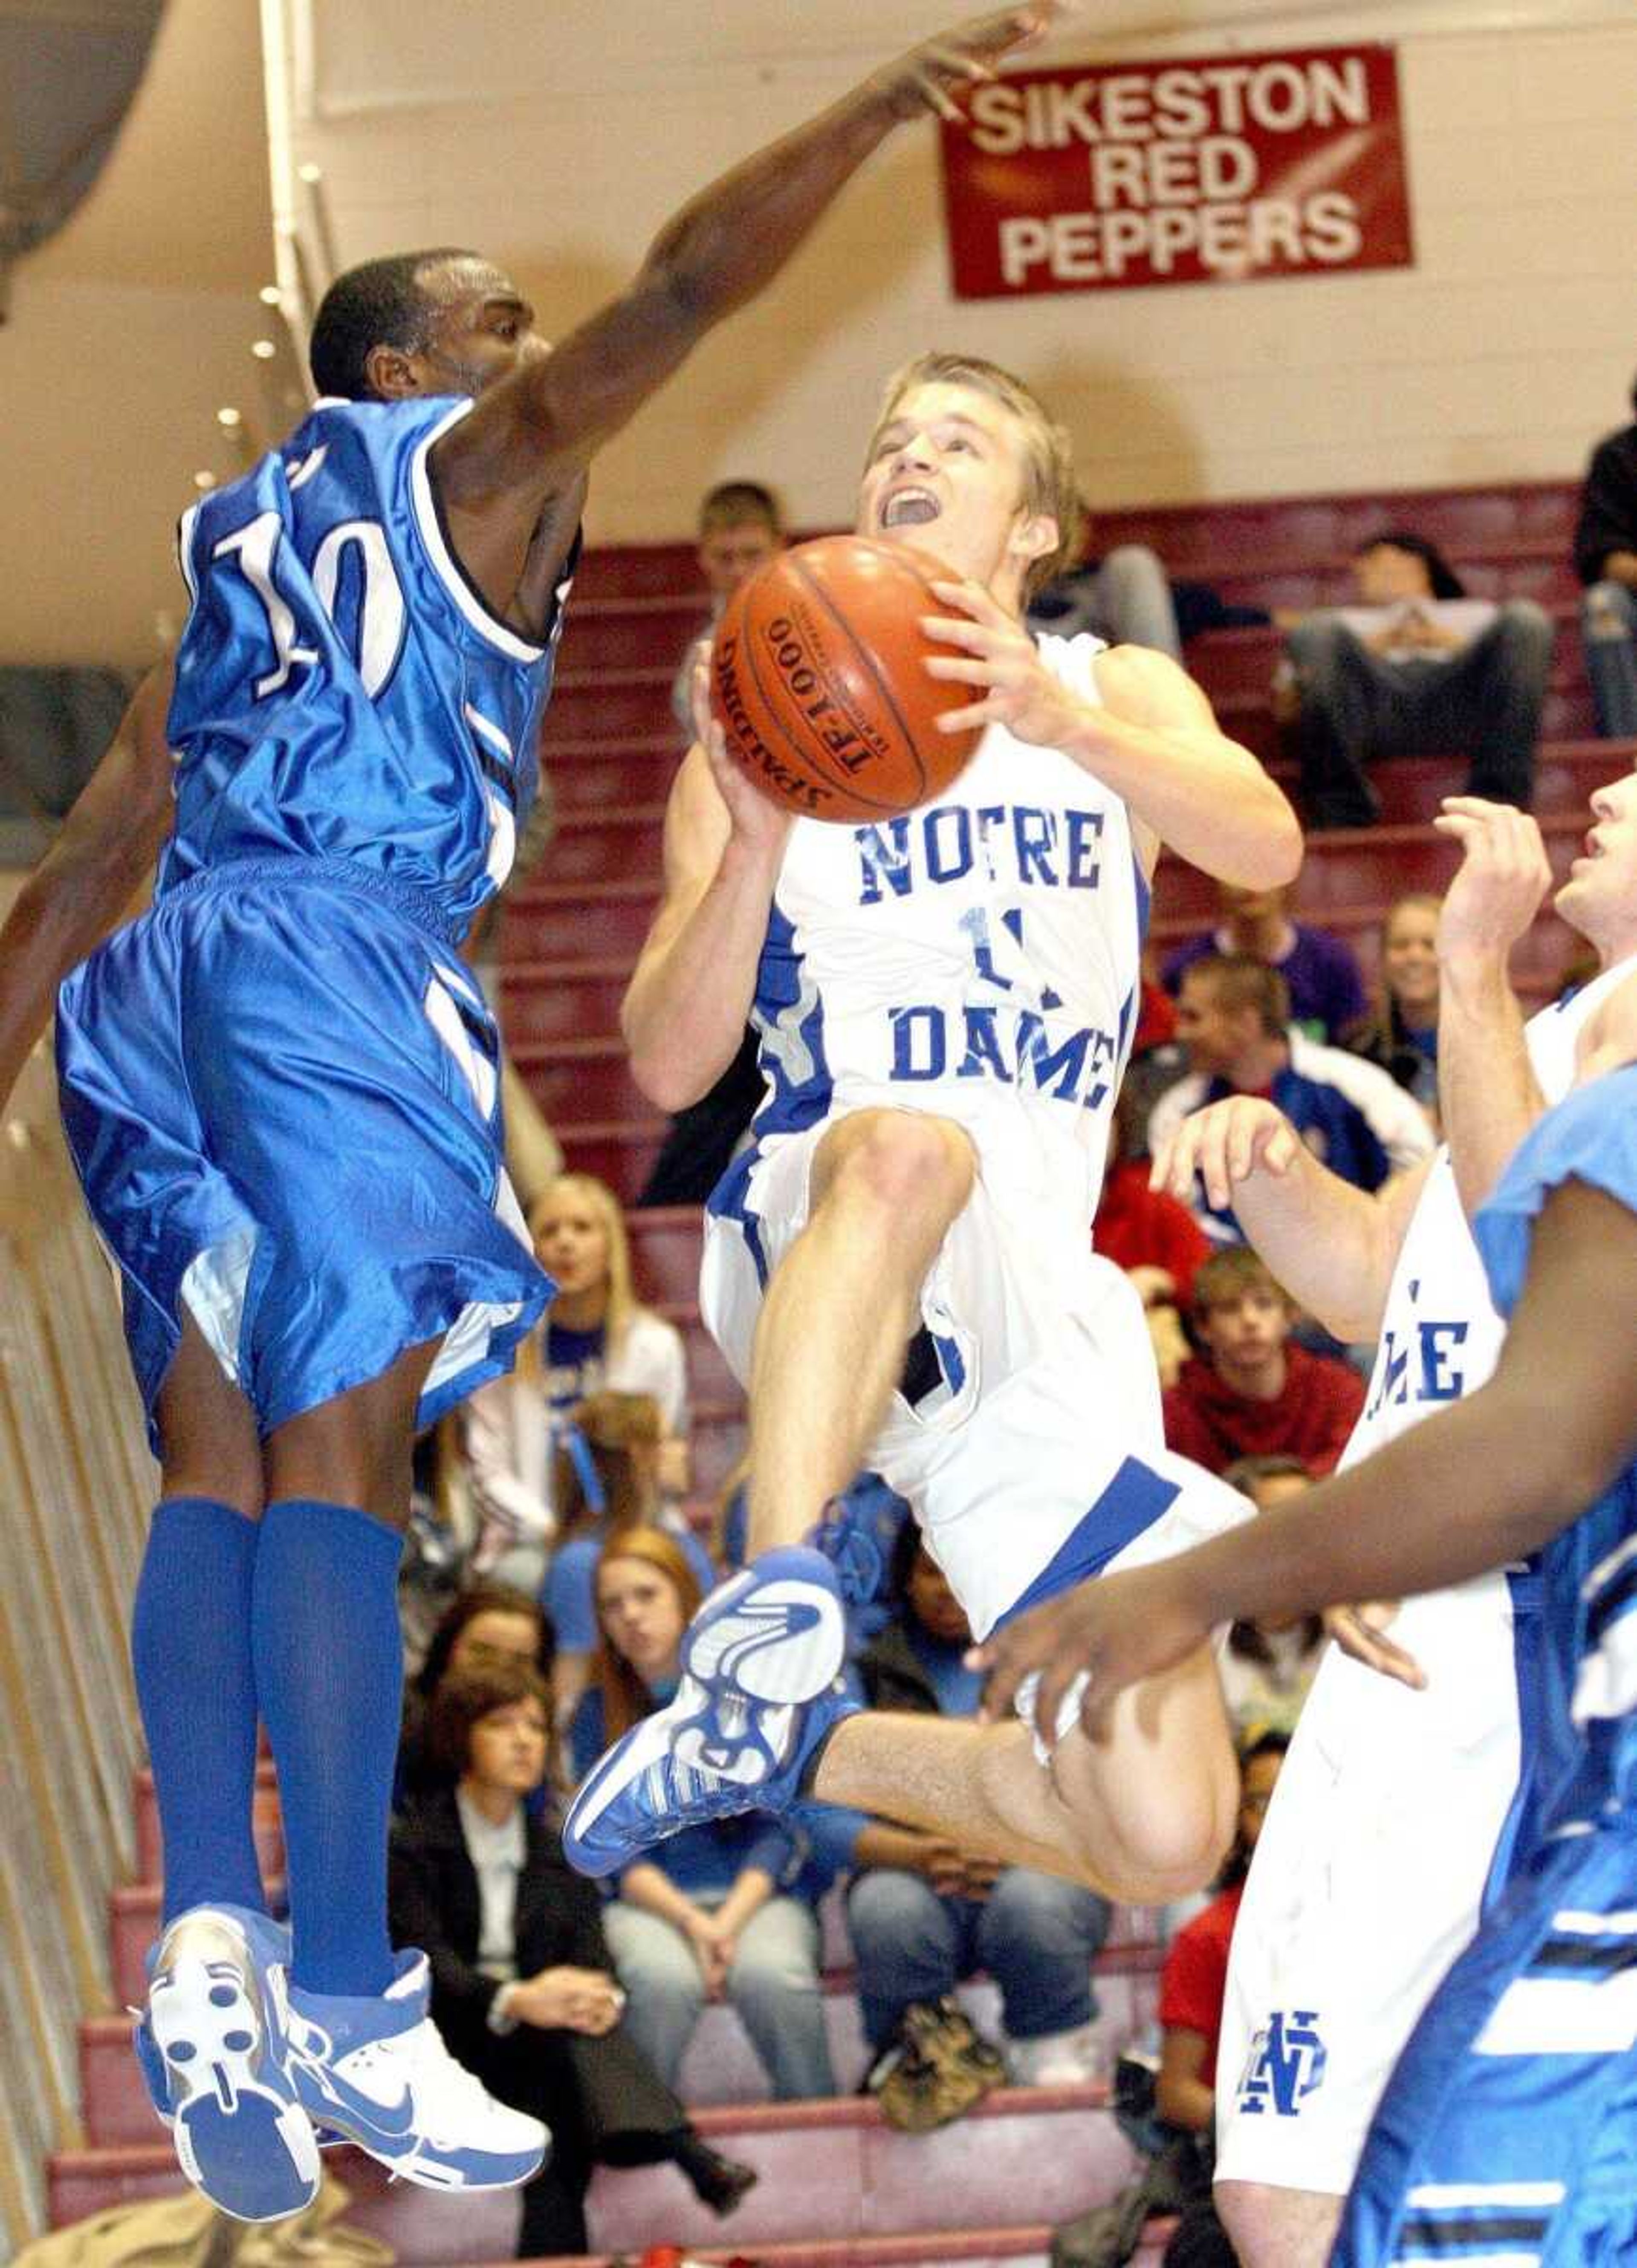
563;354;1301;1898
1006;784;1637;2265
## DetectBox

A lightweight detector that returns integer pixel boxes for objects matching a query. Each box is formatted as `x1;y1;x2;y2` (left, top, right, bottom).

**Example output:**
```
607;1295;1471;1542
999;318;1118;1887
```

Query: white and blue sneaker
283;1949;547;2191
564;1544;857;1879
142;1904;319;2224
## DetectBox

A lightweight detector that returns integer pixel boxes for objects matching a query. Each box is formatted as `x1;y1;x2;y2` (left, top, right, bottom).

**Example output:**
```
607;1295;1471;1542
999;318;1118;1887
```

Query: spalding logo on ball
711;535;985;825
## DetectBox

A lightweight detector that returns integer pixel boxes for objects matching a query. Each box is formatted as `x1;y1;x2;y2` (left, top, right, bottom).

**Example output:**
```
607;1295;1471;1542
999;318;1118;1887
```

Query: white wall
272;3;1637;540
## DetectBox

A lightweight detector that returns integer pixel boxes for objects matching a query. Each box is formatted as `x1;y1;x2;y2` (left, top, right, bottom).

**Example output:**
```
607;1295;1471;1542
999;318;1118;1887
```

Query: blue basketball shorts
56;859;550;1446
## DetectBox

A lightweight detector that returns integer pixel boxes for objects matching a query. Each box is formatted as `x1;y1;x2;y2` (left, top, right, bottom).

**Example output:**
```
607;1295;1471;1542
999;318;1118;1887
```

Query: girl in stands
465;1174;690;1589
570;1528;835;2102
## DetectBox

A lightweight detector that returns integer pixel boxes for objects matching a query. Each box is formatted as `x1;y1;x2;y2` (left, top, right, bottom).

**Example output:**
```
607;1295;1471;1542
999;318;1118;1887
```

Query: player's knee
1074;1776;1234;1906
832;1111;974;1228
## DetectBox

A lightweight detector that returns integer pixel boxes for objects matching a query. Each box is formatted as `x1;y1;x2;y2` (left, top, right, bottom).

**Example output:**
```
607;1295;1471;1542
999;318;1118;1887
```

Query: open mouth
881;487;940;529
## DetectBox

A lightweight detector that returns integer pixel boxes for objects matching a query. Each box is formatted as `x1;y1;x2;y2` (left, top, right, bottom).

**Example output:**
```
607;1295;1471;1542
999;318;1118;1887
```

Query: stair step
546;734;686;812
536;804;668;885
52;2087;1141;2256
88;1929;1163;2143
557;1117;668;1203
132;1759;283;1895
523;2232;1177;2268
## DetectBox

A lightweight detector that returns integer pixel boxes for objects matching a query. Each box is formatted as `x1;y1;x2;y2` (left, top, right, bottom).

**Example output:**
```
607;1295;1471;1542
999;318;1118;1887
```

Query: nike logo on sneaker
288;2039;417;2141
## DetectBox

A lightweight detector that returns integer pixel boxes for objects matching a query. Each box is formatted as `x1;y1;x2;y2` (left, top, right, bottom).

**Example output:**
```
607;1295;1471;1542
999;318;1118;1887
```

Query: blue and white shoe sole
149;1946;319;2222
565;1554;846;1873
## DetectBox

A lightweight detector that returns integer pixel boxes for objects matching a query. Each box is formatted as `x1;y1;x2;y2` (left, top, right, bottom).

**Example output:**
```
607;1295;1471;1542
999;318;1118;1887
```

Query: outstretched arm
0;663;176;1109
433;7;1059;609
1149;1097;1430;1341
980;1172;1637;1744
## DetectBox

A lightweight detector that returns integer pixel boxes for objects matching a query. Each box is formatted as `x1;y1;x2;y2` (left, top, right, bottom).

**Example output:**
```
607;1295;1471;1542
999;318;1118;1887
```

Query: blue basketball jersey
159;393;573;935
1475;1062;1637;1839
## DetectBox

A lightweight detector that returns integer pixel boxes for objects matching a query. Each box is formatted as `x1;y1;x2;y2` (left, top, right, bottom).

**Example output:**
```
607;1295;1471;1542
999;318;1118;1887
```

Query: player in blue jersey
979;1039;1637;2262
0;5;1058;2222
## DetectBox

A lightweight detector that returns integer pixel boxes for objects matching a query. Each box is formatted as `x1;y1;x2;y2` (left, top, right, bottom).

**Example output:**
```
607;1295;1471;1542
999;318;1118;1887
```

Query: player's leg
139;1313;268;1923
742;1107;976;1558
254;1341;545;2192
136;1316;326;2222
809;1643;1236;1904
254;1334;439;2000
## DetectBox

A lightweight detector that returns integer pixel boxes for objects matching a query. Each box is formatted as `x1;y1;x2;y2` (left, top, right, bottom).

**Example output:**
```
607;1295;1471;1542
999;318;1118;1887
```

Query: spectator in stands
1150;955;1434;1240
1217;1457;1327;1733
1161;881;1368;1045
1280;529;1553;827
390;1660;757;2256
827;1525;1112;2087
1154;1734;1290;2268
399;1583;557;1808
1342;891;1442;1112
544;1388;716;1732
1163;1250;1364;1478
1574;374;1637;740
465;1173;690;1587
1028;496;1184;658
1094;1083;1209;1388
571;1528;836;2100
669;479;787;735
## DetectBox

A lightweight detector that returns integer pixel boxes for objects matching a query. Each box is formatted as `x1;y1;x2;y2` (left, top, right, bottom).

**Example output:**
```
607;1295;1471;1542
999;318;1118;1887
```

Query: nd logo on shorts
1235;2010;1328;2117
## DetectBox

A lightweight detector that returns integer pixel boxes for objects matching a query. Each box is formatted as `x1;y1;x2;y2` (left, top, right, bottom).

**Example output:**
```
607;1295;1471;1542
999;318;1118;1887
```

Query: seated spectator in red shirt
1161;881;1367;1044
1154;1734;1288;2268
1163;1249;1364;1476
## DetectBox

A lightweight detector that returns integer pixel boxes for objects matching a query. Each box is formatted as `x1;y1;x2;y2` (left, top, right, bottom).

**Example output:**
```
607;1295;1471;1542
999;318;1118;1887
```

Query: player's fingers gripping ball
711;535;984;823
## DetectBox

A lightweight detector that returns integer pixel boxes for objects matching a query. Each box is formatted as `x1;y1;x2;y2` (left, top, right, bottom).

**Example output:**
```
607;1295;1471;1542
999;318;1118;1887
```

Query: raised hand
1149;1095;1303;1213
872;5;1066;124
1433;797;1553;968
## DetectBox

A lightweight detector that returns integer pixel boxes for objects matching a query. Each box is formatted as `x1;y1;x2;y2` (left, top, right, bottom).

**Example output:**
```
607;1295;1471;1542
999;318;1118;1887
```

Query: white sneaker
283;1950;547;2190
1008;2021;1105;2087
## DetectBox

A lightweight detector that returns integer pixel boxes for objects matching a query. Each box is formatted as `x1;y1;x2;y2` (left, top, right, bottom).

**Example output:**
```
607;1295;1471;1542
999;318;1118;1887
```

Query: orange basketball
710;535;983;824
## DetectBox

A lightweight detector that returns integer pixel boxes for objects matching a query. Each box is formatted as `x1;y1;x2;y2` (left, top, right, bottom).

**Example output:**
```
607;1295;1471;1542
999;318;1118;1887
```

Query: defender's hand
922;579;1085;747
1322;1600;1425;1689
974;1563;1214;1748
1433;798;1553;968
872;6;1064;124
1150;1095;1302;1213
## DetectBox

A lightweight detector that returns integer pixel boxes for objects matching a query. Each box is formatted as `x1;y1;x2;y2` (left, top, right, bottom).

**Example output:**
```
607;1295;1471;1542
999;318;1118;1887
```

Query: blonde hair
591;1526;706;1744
518;1173;641;1383
864;352;1078;598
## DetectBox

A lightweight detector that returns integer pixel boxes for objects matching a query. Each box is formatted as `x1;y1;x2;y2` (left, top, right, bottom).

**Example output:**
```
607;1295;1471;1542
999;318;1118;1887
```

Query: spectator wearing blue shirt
569;1528;835;2100
1149;954;1433;1243
811;1527;1113;2086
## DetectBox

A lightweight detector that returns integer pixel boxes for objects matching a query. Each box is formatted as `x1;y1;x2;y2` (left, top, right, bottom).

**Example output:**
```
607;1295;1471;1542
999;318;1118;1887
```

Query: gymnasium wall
272;0;1637;543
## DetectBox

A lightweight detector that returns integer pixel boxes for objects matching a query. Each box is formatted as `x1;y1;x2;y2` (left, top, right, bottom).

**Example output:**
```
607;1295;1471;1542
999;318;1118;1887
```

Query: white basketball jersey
745;633;1145;1225
1347;952;1637;1465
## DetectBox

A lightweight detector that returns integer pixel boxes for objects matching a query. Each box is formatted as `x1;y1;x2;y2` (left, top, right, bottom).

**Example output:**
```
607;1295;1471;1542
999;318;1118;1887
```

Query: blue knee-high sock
251;1499;403;1998
131;1497;267;1926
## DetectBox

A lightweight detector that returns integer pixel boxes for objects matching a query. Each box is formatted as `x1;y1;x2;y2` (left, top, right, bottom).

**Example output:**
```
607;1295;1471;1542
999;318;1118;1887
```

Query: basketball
710;535;984;824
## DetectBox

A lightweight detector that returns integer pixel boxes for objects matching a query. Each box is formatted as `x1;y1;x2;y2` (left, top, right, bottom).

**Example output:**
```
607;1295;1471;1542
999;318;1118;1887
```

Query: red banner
939;43;1412;300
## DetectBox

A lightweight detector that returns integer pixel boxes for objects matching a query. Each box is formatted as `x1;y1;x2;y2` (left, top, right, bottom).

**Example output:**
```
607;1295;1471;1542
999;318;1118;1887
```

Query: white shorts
1215;1570;1530;2198
703;1097;1248;1641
